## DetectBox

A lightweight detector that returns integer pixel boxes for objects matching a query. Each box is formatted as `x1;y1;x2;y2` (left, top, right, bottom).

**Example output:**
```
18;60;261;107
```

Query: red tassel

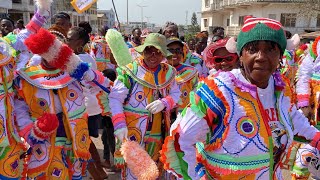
48;44;73;70
24;28;55;55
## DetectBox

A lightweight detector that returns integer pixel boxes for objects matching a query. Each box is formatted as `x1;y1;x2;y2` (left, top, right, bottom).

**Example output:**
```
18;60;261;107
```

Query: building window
317;14;320;27
203;19;208;27
13;0;22;3
227;18;230;26
205;0;210;7
239;16;246;26
280;13;296;27
268;14;276;20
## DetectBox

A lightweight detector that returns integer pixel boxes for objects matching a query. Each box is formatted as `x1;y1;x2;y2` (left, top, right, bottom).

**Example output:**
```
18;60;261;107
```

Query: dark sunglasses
212;54;238;64
144;46;161;56
167;48;183;55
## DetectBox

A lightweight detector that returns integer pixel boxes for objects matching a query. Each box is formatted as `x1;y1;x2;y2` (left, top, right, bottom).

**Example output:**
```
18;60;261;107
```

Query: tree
185;12;200;42
296;0;320;27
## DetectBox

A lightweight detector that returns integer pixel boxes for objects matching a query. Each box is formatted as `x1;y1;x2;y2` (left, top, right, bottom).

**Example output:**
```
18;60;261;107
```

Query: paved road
86;130;314;180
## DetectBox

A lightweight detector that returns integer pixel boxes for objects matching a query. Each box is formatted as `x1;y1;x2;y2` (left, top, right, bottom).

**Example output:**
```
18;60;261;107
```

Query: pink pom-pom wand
120;140;159;180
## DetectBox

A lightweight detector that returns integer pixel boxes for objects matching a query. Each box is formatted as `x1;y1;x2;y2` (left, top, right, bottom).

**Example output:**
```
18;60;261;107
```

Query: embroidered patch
237;117;258;138
66;89;78;101
52;168;62;177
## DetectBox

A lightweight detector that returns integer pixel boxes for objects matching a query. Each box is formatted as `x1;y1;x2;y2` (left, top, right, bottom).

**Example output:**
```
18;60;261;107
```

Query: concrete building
97;9;115;28
97;13;107;29
9;0;34;23
51;1;98;32
201;0;320;36
0;0;12;17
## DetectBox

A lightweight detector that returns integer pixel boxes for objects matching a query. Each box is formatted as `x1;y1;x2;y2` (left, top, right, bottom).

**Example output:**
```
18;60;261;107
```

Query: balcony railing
225;26;320;37
210;0;303;10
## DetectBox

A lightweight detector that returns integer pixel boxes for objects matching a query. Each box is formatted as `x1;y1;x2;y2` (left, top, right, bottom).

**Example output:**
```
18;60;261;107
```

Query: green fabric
135;33;172;57
237;23;287;53
177;152;192;180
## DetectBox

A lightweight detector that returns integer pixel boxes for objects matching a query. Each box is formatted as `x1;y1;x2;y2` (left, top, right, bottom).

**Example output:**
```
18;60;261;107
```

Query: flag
71;0;97;14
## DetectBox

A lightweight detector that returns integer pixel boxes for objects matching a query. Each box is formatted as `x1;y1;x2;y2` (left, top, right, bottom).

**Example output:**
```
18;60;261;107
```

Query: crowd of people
3;1;320;180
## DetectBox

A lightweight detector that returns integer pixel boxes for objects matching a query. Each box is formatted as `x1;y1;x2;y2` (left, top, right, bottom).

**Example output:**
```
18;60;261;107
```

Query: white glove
114;127;128;143
308;155;320;179
146;100;165;114
83;69;95;82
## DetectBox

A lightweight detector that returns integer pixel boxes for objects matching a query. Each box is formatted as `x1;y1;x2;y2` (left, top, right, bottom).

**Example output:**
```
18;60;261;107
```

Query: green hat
135;33;172;57
237;17;287;53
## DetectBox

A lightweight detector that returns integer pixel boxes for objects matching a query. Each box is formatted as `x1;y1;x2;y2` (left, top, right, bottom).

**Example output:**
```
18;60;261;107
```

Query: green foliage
182;12;200;42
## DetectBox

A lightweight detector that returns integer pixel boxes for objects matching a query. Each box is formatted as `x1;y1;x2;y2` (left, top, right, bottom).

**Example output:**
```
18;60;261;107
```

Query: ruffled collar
222;69;285;98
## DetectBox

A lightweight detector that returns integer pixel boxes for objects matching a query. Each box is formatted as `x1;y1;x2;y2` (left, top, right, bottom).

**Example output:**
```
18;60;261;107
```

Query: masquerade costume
160;18;320;180
286;39;320;179
90;36;114;71
108;33;181;179
14;27;110;179
0;2;49;178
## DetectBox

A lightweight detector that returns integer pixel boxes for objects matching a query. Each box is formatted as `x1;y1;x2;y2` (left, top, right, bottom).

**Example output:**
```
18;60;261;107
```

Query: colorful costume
109;58;180;179
161;69;319;180
161;17;320;180
0;6;49;179
184;51;207;78
90;36;112;71
175;63;198;113
287;39;320;179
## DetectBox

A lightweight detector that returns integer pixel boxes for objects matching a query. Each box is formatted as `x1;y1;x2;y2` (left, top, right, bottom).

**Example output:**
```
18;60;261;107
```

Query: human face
188;40;196;51
164;26;178;38
167;43;183;67
54;18;71;33
143;46;164;69
213;47;238;71
66;30;83;54
240;41;281;89
16;21;23;29
133;29;142;44
0;19;13;36
214;29;224;38
196;38;207;54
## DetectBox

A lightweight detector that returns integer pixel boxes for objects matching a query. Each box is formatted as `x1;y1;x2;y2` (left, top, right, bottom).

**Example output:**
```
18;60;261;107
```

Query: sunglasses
167;48;183;55
212;54;238;64
144;46;161;56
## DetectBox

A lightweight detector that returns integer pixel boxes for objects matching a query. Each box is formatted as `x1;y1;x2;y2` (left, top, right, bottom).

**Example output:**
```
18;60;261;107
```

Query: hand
300;106;312;118
307;156;320;178
114;127;128;143
146;100;165;114
83;69;96;82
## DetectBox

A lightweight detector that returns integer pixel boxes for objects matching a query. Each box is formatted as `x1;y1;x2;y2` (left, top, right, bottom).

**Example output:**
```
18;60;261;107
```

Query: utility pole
185;11;189;26
126;0;129;24
137;4;147;29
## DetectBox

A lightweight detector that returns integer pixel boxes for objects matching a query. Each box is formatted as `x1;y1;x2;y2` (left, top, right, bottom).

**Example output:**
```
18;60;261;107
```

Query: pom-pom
69;62;90;81
24;28;55;55
105;29;132;67
120;141;159;180
225;37;237;54
286;34;300;50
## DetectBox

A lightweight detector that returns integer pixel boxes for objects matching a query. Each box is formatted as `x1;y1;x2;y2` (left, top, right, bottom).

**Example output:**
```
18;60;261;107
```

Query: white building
0;0;12;16
98;9;115;28
9;0;34;23
201;0;320;36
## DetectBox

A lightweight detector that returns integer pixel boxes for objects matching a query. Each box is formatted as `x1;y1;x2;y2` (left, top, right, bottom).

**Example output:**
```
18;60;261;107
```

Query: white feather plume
35;0;53;11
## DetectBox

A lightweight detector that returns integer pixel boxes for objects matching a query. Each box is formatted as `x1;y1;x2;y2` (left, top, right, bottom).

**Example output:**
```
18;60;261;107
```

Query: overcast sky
97;0;201;26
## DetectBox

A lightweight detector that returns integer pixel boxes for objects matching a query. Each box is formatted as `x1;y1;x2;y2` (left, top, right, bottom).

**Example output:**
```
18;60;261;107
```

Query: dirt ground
85;130;314;180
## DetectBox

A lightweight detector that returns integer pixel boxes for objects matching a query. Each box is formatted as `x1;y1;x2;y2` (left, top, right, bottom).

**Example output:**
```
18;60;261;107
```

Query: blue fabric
70;62;90;81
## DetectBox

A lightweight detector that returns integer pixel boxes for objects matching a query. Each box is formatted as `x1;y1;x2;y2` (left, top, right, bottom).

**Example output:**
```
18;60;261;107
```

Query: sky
97;0;201;26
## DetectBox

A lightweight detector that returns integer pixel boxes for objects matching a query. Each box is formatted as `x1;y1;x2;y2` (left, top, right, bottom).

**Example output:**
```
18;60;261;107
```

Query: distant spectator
13;19;25;34
128;27;142;47
212;26;225;42
285;30;292;39
0;17;14;37
52;12;72;33
180;35;185;42
140;28;152;44
162;21;179;38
